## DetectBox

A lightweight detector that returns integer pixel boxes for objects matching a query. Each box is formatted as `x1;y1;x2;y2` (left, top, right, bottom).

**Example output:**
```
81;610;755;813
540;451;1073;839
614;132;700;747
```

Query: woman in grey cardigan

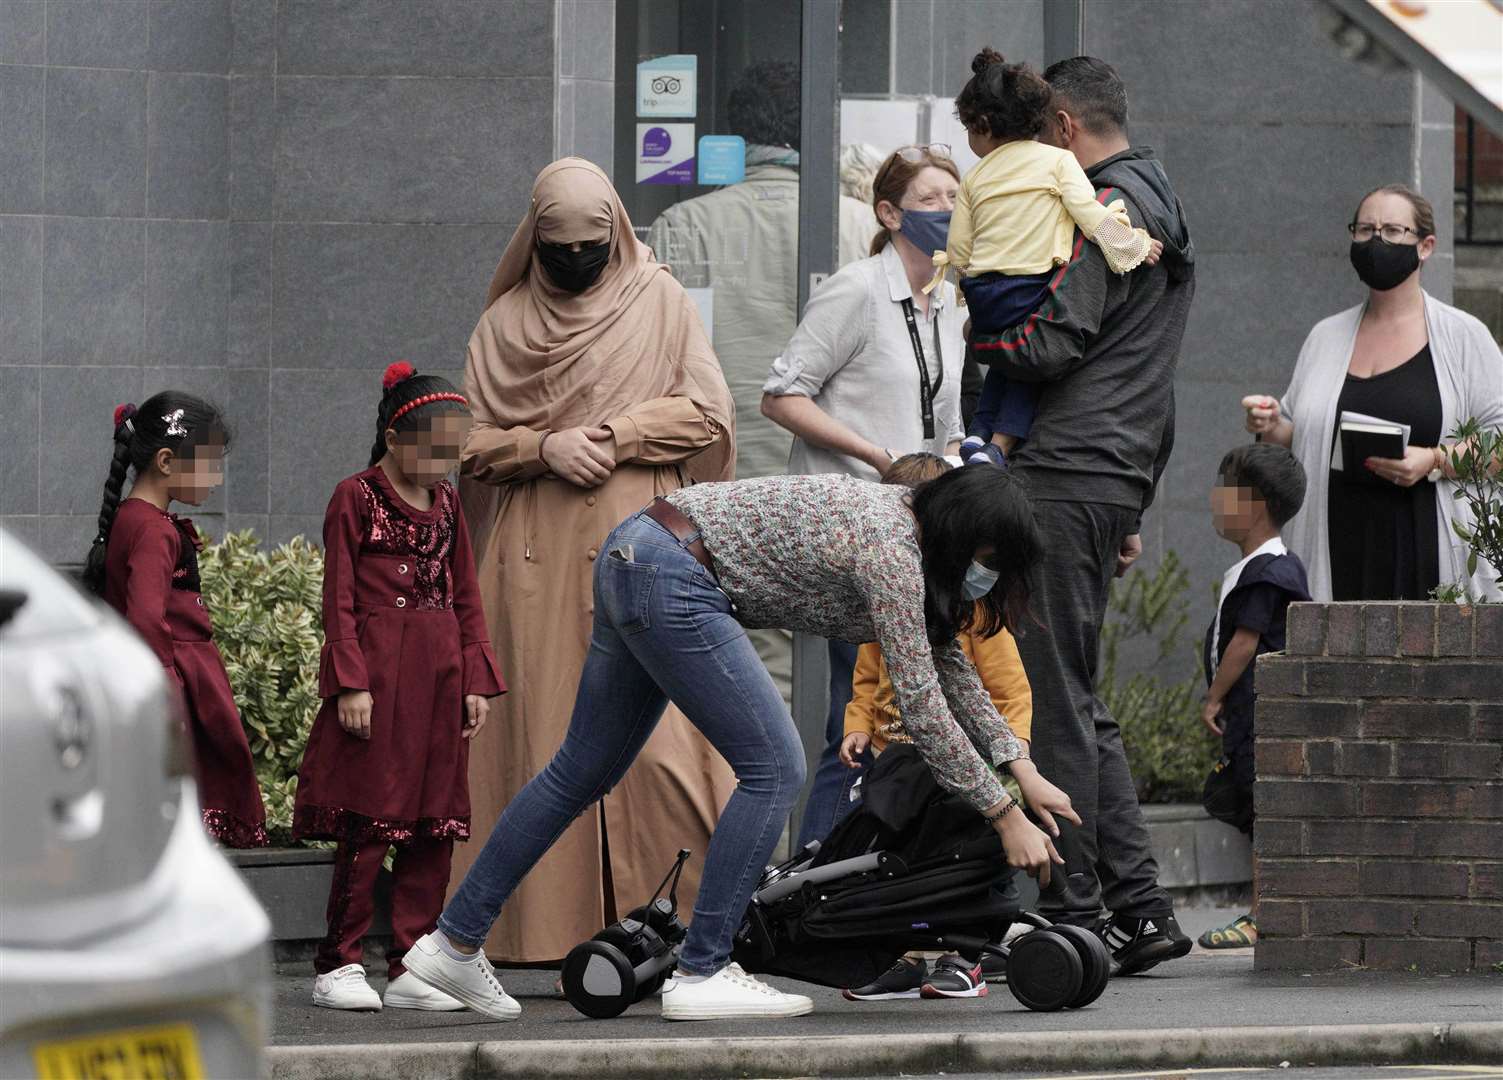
1243;184;1502;603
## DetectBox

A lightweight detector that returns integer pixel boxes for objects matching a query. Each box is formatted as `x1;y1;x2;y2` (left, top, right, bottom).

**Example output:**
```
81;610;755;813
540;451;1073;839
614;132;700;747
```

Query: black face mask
537;241;609;293
1349;238;1420;292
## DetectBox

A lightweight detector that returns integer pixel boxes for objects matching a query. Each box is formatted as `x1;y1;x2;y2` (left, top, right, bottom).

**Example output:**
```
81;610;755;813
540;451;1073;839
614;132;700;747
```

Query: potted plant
1441;417;1503;601
200;531;390;949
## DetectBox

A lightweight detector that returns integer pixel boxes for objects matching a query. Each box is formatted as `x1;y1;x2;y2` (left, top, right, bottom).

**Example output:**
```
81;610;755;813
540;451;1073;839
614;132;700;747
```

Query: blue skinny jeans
437;510;806;976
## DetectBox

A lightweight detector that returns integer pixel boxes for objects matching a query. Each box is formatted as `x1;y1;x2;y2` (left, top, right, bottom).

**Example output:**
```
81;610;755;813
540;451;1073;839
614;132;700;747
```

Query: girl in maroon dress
84;392;269;849
294;363;506;1013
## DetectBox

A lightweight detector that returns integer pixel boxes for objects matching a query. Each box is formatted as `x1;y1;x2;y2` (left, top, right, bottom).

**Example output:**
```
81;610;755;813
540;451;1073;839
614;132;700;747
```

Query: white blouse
763;242;966;480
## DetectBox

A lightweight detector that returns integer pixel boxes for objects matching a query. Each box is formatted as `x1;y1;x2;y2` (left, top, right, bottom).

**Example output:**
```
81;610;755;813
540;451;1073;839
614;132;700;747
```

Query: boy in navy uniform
1199;443;1310;949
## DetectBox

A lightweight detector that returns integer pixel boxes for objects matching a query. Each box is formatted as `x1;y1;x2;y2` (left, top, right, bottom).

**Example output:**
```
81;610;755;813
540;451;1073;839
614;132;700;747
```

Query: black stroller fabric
733;744;1020;989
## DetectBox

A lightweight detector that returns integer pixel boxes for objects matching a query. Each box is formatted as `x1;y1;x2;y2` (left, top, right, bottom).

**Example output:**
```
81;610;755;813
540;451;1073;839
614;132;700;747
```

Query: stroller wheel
1006;930;1083;1012
1048;924;1111;1008
561;940;638;1019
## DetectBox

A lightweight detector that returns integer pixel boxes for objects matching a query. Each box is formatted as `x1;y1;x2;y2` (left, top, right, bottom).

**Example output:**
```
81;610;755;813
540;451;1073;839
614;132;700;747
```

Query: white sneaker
312;964;382;1011
661;963;813;1021
384;970;466;1011
402;932;520;1021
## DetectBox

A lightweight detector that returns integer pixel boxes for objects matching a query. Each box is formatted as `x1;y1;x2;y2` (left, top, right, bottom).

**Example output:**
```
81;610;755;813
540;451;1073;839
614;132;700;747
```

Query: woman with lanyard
760;145;966;849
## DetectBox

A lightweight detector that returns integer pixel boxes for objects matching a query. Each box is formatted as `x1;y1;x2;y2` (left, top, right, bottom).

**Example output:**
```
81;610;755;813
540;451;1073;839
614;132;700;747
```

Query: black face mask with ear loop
537;240;610;293
1349;238;1421;292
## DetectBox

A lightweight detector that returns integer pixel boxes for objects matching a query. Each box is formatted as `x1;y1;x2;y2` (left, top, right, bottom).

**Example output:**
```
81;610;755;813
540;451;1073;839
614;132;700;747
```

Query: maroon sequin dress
104;499;268;847
294;467;505;843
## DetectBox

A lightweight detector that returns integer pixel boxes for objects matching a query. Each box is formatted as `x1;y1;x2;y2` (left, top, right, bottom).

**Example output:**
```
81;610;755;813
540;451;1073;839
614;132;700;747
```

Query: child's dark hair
883;452;952;489
369;361;472;467
955;48;1052;143
1217;443;1307;527
83;391;231;595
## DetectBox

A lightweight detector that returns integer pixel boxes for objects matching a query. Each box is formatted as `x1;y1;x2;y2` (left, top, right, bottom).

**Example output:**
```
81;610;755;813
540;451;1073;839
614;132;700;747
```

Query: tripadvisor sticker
637;124;695;185
637;55;697;117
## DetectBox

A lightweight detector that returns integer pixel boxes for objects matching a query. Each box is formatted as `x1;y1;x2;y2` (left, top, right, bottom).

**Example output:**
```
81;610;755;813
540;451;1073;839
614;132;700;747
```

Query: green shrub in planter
1097;551;1214;804
198;530;324;845
1444;417;1503;597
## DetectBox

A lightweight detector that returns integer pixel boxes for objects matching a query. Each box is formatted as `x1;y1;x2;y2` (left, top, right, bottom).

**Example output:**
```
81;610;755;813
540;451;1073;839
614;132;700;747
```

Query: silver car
0;528;270;1079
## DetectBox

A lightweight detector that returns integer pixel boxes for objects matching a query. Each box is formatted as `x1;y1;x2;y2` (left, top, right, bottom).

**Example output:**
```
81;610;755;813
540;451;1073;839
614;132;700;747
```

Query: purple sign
641;126;673;158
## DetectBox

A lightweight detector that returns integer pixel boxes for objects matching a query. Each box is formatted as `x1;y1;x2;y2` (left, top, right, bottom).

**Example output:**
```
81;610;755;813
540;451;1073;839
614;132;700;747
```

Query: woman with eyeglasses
1242;184;1502;602
759;143;968;848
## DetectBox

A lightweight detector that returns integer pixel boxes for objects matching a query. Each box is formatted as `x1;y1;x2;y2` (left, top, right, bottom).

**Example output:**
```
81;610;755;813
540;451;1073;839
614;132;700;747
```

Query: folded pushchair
562;744;1111;1017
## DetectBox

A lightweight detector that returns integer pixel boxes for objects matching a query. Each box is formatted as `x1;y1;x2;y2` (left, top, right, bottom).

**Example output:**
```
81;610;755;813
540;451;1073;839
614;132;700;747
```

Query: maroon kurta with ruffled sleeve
294;467;505;842
104;498;268;847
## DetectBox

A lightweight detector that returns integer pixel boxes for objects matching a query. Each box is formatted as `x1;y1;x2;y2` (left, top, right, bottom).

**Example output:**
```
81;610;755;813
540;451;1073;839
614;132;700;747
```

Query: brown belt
643;497;716;576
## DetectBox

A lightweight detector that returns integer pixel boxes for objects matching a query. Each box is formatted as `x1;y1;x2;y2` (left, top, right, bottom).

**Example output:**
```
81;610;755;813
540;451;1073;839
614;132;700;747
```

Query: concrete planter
1253;601;1503;974
230;847;392;964
1009;803;1250;912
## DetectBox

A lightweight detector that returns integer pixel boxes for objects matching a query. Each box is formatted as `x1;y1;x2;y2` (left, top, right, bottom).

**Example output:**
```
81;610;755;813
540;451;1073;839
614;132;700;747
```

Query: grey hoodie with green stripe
972;146;1196;530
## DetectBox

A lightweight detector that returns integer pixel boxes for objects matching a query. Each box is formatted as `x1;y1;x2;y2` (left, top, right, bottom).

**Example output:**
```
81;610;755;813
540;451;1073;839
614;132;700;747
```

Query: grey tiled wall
555;0;612;178
1;0;555;556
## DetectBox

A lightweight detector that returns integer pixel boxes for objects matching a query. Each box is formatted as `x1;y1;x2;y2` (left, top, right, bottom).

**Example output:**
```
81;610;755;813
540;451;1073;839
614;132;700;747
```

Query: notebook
1333;411;1409;481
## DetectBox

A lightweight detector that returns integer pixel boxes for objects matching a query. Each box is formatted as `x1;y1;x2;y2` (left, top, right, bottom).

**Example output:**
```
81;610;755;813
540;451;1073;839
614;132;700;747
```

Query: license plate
33;1022;204;1080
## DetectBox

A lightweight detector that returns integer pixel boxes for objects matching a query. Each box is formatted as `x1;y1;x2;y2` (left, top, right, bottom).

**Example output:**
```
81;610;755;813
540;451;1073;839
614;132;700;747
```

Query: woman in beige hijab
452;158;737;963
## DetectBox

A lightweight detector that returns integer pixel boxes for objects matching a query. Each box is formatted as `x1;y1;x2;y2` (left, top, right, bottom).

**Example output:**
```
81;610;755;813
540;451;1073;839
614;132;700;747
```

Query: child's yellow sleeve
946;177;975;273
844;642;883;738
1055;154;1154;275
972;628;1033;744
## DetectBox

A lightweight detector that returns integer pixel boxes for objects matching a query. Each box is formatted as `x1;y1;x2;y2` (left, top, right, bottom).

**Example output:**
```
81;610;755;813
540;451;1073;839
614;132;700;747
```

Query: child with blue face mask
927;48;1162;469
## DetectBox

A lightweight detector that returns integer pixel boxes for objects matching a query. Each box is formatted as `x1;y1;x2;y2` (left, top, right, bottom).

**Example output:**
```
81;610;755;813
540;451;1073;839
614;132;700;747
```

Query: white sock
436;934;481;963
674;973;708;984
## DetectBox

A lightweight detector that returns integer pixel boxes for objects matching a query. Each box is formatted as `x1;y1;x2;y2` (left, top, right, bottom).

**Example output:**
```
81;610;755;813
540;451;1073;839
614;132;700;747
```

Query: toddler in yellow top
931;49;1161;469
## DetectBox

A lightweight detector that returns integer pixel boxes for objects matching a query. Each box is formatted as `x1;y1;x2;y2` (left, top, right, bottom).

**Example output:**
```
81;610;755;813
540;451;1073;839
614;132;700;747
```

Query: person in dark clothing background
969;56;1197;975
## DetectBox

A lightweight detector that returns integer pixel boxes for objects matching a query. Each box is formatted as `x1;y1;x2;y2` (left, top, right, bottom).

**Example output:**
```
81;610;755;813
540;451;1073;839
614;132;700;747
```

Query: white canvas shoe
384;970;466;1011
661;963;813;1021
312;964;382;1011
402;932;520;1021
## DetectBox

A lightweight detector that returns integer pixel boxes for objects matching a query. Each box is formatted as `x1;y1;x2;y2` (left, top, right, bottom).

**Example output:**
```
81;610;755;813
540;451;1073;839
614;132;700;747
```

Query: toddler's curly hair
954;47;1052;143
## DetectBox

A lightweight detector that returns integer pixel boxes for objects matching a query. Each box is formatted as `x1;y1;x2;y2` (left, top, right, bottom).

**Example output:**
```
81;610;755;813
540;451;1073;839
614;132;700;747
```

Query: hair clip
163;408;189;438
113;402;137;434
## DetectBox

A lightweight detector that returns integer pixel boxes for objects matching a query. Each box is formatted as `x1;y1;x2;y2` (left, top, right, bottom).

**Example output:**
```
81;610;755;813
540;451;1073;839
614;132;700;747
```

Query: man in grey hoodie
970;56;1196;976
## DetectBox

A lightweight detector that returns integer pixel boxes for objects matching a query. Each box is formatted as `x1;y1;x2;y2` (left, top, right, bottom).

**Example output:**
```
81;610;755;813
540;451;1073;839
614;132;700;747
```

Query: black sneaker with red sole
919;955;987;999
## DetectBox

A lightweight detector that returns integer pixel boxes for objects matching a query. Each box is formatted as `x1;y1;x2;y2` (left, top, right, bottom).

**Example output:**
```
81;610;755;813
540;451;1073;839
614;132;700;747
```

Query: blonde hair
869;149;962;256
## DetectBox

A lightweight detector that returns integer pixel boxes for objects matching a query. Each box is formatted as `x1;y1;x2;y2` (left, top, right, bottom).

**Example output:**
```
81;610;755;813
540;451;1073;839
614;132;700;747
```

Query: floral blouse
668;474;1024;810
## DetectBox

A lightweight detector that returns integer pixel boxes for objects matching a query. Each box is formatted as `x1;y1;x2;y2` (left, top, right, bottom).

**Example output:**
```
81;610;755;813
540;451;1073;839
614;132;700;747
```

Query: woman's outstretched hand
993;803;1064;888
1008;759;1082;838
542;427;616;487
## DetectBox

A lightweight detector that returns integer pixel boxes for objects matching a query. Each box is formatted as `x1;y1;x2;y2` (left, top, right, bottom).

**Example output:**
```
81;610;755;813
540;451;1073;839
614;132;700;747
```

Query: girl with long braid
84;393;268;849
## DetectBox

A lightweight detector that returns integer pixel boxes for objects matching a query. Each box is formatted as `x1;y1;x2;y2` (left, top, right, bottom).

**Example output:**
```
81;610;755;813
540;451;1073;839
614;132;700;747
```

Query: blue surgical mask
898;208;951;256
963;560;1000;601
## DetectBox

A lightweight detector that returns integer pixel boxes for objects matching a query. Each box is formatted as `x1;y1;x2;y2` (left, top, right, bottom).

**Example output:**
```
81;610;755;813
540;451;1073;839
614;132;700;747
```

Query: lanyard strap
900;298;944;440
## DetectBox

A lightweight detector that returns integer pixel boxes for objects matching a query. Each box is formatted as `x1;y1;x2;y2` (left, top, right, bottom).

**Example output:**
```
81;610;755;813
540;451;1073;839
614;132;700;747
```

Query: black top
1327;344;1442;602
1202;551;1312;780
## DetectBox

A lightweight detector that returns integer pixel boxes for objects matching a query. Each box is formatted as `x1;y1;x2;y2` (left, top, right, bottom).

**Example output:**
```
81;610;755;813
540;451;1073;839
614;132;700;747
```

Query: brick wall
1457;104;1503;186
1253;602;1503;973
